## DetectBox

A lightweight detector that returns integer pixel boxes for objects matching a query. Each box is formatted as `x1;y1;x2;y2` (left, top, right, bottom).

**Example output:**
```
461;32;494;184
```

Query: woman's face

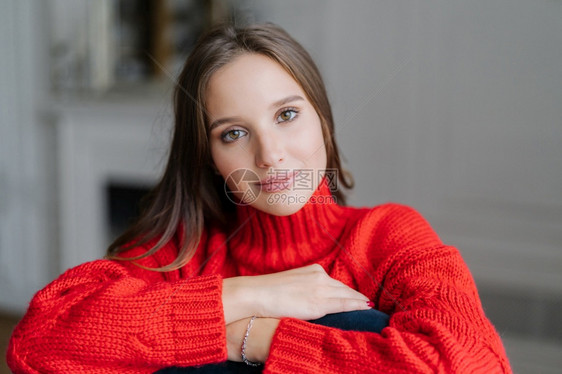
206;53;327;216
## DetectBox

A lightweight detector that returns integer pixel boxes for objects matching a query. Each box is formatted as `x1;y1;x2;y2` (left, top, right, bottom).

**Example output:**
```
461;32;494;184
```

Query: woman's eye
277;109;298;123
221;129;247;143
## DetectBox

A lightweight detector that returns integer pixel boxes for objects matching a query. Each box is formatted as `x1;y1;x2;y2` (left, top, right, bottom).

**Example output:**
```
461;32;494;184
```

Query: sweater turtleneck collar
227;177;351;274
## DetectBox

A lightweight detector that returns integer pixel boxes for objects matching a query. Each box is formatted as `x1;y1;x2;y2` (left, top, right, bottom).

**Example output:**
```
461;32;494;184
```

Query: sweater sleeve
264;205;512;373
7;257;227;373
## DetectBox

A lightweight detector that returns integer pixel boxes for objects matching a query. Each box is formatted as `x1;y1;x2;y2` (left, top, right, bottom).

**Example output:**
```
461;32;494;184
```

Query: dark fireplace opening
106;182;152;242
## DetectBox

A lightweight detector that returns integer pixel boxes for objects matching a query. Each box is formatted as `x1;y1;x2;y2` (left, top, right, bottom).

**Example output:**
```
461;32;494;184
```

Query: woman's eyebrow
209;116;242;132
270;95;304;109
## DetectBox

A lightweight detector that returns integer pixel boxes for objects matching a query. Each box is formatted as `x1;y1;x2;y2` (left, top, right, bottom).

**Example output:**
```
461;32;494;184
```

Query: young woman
8;23;512;373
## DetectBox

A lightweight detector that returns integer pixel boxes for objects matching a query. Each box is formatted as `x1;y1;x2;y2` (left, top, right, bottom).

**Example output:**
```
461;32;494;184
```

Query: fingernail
366;301;374;308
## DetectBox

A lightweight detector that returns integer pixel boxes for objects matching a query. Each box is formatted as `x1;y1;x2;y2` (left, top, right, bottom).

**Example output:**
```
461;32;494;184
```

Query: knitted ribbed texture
7;179;512;373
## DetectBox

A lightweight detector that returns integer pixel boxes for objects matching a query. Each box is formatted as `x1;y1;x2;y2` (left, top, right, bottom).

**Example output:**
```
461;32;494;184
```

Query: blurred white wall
246;0;562;287
1;0;561;372
244;1;562;371
0;1;56;313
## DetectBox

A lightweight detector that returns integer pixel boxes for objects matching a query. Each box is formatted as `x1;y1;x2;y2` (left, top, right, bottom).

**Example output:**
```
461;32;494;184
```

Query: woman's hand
222;264;371;323
226;317;280;363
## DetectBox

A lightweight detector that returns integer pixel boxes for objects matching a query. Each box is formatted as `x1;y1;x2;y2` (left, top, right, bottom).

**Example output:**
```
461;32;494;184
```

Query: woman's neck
226;178;352;273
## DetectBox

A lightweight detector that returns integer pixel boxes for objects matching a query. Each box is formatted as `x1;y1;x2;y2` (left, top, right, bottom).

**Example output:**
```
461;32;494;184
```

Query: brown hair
106;23;354;271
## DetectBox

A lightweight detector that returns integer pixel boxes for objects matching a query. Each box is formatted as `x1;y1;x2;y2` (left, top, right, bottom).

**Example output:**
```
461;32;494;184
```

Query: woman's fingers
326;279;370;302
262;266;372;319
326;297;373;314
223;263;373;321
310;282;368;302
310;285;372;315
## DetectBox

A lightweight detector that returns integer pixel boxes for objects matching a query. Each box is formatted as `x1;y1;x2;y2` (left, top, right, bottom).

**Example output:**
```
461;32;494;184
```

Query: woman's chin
251;190;314;216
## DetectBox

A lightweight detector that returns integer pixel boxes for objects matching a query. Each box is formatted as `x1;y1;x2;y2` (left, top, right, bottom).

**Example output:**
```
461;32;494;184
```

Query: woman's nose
254;135;285;169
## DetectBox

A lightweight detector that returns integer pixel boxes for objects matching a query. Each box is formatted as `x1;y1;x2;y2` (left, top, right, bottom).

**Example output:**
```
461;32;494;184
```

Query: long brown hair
106;23;354;271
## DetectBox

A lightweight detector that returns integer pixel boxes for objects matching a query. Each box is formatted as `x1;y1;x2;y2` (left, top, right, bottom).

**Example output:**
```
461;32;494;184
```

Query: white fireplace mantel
56;97;172;271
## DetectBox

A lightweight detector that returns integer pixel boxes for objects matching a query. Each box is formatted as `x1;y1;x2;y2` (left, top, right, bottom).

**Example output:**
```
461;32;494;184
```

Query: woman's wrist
222;277;256;324
241;316;261;366
243;317;280;363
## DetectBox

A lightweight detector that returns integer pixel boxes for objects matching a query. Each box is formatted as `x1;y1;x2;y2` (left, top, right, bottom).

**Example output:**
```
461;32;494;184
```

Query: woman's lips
256;170;299;193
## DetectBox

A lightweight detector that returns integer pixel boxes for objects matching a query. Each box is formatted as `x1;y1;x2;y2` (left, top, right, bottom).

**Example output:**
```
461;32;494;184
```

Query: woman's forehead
205;54;306;113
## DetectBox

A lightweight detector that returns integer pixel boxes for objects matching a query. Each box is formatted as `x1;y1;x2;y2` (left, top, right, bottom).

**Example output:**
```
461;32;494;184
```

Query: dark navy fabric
155;309;389;374
308;308;389;333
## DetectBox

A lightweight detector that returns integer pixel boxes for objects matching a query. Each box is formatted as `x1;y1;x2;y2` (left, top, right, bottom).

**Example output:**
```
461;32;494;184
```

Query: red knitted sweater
7;180;512;373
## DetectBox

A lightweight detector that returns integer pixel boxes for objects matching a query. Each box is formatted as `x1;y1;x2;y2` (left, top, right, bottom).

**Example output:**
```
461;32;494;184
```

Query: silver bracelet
241;315;262;366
